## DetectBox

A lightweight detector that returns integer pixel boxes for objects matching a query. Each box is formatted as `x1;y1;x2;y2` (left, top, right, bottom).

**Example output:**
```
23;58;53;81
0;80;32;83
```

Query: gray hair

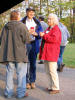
48;13;59;25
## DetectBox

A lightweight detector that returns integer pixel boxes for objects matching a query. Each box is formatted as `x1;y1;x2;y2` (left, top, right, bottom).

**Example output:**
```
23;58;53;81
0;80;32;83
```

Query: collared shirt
26;18;37;30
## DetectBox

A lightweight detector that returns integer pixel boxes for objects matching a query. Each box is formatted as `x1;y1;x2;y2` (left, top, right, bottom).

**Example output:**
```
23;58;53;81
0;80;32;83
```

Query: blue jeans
57;46;65;68
4;62;27;98
26;42;37;83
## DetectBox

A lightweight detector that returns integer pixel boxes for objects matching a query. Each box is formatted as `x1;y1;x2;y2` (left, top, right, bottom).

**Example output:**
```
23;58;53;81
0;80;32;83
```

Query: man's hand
40;32;45;37
29;29;38;36
29;29;35;34
32;32;38;36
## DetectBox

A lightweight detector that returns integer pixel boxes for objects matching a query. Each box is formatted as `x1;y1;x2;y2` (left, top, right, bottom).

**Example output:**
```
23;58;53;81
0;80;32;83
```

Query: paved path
0;62;75;100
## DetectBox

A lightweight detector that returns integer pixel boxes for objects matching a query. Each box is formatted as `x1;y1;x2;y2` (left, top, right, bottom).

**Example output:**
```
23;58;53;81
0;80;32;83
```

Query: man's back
0;21;31;63
58;22;70;46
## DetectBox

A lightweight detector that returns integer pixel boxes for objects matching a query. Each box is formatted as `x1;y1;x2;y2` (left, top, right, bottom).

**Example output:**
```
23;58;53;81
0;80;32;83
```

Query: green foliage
0;0;75;42
63;43;75;68
0;12;10;33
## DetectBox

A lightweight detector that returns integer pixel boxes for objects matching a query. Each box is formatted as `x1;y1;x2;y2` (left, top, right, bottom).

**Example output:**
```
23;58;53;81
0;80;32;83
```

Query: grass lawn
63;43;75;68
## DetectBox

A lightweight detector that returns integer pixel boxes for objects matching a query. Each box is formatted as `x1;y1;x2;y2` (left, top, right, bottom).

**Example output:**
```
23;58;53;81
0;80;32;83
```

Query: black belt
31;40;35;43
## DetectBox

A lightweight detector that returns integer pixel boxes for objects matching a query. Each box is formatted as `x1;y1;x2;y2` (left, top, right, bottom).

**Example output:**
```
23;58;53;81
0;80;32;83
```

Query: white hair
48;13;59;25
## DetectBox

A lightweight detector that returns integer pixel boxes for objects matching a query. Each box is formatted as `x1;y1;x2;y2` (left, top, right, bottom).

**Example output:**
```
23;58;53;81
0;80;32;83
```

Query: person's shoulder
59;22;67;28
21;16;27;23
33;17;41;25
19;21;27;28
33;17;39;21
4;22;9;27
52;25;61;32
2;22;10;30
41;21;47;24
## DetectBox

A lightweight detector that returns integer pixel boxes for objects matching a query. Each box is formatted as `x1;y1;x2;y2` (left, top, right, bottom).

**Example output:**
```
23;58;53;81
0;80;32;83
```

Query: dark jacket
0;21;31;63
21;16;43;54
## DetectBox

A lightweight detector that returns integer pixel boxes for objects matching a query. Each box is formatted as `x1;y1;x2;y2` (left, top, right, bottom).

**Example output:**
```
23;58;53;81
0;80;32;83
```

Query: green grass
63;43;75;68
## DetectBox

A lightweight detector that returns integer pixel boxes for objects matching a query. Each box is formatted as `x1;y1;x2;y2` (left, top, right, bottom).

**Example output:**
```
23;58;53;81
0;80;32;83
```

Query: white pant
44;61;59;90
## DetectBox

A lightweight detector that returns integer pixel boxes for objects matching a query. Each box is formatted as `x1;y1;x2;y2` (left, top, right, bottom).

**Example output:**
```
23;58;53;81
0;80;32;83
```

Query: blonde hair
48;13;59;25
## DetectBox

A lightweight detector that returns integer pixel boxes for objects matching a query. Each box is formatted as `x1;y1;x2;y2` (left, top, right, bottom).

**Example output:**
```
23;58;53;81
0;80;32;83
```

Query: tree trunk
59;0;62;18
40;0;42;14
73;6;75;42
33;0;34;4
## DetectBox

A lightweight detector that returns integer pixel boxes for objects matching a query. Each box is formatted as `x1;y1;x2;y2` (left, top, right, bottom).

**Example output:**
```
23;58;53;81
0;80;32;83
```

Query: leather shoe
38;61;44;64
31;83;36;89
26;83;31;89
50;90;60;94
57;64;65;72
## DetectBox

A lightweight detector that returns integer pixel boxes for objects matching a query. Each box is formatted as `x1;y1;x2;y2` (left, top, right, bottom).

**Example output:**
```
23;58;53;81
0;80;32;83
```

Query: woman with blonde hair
39;13;61;94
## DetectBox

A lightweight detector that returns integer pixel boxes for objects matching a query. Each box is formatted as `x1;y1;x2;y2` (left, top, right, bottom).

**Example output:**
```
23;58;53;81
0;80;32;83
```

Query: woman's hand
40;32;45;37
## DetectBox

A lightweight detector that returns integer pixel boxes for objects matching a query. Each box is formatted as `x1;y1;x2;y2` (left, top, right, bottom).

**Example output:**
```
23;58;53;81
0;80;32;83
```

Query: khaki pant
44;61;59;90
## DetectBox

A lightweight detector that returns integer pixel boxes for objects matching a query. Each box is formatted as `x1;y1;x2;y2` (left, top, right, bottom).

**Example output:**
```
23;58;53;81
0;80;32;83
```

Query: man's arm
21;23;32;43
0;27;6;45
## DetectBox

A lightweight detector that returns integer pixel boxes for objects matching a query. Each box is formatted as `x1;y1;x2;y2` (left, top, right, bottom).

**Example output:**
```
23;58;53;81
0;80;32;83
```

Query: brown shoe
58;64;65;72
38;61;44;64
50;90;60;94
26;83;31;89
31;83;36;89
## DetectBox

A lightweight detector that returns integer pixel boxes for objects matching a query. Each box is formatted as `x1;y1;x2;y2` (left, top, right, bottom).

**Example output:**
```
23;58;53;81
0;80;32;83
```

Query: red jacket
39;25;61;62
